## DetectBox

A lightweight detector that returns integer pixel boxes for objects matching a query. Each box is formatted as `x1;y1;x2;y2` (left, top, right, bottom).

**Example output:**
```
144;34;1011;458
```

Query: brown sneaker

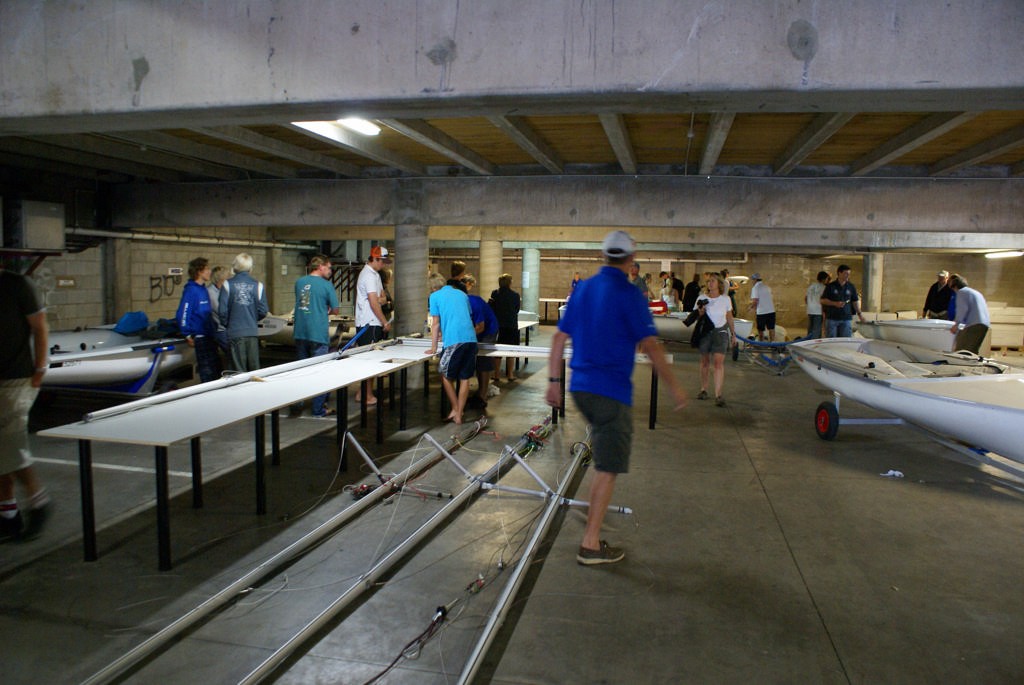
577;540;625;566
715;396;726;407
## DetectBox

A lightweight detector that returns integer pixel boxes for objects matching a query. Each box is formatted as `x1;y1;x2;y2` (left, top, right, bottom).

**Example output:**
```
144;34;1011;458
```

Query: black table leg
423;360;430;399
360;379;368;428
155;446;171;571
255;414;266;515
649;366;658;429
271;410;281;466
376;375;385;444
560;358;566;417
338;386;349;472
388;371;396;410
190;436;203;508
78;439;96;562
400;367;408;430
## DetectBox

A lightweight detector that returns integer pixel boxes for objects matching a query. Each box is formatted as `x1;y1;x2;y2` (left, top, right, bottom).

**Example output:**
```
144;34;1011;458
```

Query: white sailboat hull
653;312;779;344
791;337;1024;463
855;319;957;351
46;326;193;391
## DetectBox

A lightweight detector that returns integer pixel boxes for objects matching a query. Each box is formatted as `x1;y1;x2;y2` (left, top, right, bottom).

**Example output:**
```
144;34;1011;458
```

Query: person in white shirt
747;273;776;342
695;273;735;407
354;246;393;404
805;271;829;339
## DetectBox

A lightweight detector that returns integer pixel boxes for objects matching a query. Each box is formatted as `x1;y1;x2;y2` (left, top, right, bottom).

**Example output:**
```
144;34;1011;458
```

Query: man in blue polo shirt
546;230;687;566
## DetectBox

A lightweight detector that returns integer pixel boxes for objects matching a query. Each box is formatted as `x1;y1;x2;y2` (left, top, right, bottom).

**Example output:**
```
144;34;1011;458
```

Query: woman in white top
660;282;680;310
696;273;735;407
805;270;829;339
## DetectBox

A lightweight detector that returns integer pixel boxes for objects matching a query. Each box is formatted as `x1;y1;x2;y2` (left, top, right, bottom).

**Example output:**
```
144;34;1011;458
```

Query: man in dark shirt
0;269;53;541
922;270;953;319
682;273;702;312
489;273;522;381
820;264;866;337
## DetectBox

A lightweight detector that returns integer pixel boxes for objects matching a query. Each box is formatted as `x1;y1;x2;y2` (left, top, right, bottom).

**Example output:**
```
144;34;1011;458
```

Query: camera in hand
696;298;709;308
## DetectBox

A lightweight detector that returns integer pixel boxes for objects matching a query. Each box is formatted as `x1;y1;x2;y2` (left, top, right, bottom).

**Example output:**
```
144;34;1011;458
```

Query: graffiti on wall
149;274;183;303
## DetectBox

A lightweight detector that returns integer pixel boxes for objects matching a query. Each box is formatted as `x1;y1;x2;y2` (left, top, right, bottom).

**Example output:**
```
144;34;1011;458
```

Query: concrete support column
862;253;884;312
522;247;541;316
478;228;502;298
265;247;283;313
107;238;132;321
395;223;429;388
394;225;428;337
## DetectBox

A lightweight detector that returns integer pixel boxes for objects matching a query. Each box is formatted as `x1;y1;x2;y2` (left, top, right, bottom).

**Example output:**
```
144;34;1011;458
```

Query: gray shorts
571;391;632;474
698;325;731;355
0;379;38;475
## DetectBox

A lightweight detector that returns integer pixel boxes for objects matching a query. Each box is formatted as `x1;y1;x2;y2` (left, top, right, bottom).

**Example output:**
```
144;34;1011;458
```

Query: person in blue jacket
219;252;269;372
176;257;221;383
462;274;500;408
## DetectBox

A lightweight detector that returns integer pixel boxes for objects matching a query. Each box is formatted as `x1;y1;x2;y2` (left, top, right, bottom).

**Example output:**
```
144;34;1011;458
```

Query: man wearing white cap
354;245;393;405
546;230;687;566
747;273;776;342
923;270;952;319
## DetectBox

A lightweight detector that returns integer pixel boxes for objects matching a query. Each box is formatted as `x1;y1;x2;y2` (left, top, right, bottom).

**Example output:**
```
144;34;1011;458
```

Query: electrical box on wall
2;200;66;251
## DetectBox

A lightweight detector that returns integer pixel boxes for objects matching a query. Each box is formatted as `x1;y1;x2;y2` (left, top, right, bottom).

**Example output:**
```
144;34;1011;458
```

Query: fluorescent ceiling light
337;117;381;136
984;250;1024;259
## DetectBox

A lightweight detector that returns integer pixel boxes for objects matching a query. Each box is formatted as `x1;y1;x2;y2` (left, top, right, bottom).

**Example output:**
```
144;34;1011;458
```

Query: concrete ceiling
2;109;1023;184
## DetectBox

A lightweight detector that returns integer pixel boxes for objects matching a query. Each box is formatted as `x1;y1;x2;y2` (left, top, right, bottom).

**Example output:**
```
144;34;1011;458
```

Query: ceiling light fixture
337;117;381;136
984;250;1024;259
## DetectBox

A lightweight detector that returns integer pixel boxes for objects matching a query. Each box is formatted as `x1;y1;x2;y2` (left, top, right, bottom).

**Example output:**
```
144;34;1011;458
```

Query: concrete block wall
30;249;104;331
35;244;1024;338
127;243;243;322
433;250;1024;334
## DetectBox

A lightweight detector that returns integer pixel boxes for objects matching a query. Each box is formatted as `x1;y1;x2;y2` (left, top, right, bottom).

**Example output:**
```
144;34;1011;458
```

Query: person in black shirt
682;273;702;312
488;273;522;381
820;264;866;337
922;270;952;319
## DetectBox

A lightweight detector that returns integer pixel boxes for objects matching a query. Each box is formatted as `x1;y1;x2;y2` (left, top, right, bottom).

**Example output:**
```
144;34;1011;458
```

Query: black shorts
439;343;478;381
355;325;386;347
756;312;776;331
477;333;497;370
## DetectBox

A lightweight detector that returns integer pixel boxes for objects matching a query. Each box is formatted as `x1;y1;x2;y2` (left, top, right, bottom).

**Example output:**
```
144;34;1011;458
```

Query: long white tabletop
39;343;429;446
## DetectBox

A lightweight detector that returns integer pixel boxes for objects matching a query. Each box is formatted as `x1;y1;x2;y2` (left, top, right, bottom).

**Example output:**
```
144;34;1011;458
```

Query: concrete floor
2;328;1023;684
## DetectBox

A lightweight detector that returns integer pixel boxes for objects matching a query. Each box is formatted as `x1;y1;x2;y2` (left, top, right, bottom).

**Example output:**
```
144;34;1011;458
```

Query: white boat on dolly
652;312;787;348
46;326;194;395
854;318;957;352
790;337;1024;478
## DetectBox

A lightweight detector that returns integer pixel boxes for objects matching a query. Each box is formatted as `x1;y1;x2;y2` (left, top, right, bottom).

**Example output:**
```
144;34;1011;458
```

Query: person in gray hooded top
219;252;269;372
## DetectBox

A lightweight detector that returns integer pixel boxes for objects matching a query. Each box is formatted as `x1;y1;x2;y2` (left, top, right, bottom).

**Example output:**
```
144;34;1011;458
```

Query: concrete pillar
478;228;502;299
394;225;428;337
863;253;884;312
522;247;541;316
395;223;429;388
106;238;132;321
265;247;283;313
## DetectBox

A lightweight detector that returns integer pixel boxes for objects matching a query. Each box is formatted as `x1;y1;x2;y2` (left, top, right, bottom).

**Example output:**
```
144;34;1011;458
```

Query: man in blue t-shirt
293;254;340;417
546;231;687;567
427;274;478;425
